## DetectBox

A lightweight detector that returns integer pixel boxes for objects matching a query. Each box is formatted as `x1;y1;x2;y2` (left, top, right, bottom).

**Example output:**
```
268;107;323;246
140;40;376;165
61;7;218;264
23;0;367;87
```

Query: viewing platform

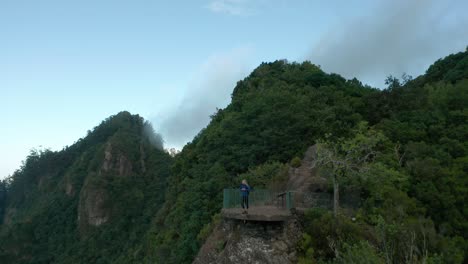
222;188;294;222
222;206;291;221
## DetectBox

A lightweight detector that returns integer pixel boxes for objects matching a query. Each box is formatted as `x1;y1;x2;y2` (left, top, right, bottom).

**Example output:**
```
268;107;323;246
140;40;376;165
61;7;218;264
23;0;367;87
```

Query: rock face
78;186;109;227
65;181;74;196
287;145;332;209
78;142;134;229
193;216;302;264
287;145;329;192
101;143;133;177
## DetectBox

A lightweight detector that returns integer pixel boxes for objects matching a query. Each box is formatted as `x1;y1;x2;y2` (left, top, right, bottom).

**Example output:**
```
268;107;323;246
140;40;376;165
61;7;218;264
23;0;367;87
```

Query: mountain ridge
1;48;467;263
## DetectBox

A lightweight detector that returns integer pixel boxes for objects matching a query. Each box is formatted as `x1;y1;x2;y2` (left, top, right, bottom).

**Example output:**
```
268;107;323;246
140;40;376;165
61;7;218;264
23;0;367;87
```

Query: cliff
194;216;302;264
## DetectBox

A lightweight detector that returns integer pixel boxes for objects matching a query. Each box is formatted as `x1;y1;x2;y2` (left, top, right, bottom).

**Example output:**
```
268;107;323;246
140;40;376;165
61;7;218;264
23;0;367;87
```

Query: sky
1;0;467;179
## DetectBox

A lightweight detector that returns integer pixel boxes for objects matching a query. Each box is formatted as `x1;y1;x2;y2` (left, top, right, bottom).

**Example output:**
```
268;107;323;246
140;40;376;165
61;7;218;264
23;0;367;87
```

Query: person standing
240;179;250;214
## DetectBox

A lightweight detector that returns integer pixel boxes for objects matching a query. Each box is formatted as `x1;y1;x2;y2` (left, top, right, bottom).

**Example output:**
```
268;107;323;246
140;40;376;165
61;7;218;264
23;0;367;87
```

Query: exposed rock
100;142;133;177
118;154;132;176
225;236;283;263
273;240;288;252
65;182;74;196
77;140;138;231
288;251;297;262
63;170;76;197
102;143;113;173
194;216;303;264
78;184;109;228
287;145;328;192
287;145;332;209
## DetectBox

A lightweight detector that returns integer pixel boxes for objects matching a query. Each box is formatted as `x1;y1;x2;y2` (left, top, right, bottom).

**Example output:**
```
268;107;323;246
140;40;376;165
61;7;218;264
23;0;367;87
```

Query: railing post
223;189;228;209
286;191;294;209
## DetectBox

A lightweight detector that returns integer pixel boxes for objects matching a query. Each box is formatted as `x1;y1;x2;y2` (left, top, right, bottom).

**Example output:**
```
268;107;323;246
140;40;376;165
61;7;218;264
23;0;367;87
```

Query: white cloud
308;0;468;88
154;46;254;150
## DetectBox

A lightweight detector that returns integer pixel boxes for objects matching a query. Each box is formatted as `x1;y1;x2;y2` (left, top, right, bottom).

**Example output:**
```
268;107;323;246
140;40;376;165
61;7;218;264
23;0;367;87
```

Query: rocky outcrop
78;142;135;230
65;181;74;196
118;155;132;176
64;171;76;197
194;216;302;264
287;145;332;209
101;143;133;177
78;183;109;227
102;143;113;172
287;145;326;192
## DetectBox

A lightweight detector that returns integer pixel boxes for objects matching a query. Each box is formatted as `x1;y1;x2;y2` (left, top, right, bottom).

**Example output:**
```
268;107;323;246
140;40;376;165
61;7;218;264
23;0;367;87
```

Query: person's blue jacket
240;183;250;197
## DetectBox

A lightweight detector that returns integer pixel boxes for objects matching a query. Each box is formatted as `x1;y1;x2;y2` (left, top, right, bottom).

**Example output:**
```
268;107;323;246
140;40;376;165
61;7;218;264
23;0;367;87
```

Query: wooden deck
222;206;291;221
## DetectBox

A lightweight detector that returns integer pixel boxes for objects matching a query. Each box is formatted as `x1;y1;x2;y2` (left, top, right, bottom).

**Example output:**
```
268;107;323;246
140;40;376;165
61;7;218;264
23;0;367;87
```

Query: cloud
155;47;253;149
308;0;468;88
206;0;256;16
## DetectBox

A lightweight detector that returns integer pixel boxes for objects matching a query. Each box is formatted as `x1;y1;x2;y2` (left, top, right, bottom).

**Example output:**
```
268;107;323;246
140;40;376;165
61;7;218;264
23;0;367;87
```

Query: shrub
291;156;302;168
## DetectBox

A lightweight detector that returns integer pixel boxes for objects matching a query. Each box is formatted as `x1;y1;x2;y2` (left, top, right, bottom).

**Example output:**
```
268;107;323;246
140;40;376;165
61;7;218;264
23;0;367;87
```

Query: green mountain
0;112;173;263
1;48;467;263
146;52;467;263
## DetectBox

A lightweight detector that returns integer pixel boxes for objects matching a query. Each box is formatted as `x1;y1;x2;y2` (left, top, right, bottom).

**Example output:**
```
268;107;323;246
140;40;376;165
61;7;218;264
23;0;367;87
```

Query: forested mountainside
146;49;467;263
1;48;467;264
0;112;173;263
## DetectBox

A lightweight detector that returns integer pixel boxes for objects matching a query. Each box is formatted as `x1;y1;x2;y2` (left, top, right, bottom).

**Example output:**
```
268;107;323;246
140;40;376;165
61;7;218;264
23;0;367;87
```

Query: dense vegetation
1;48;467;263
0;112;172;263
146;50;467;263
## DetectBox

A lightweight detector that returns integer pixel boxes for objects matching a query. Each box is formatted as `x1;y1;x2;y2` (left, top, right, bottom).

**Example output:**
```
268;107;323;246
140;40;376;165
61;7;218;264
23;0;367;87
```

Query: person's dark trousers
241;196;249;209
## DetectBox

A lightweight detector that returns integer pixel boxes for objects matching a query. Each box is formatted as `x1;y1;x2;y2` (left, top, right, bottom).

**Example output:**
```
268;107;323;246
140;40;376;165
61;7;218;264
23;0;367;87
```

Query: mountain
146;51;467;263
144;61;376;263
0;112;173;263
1;48;467;264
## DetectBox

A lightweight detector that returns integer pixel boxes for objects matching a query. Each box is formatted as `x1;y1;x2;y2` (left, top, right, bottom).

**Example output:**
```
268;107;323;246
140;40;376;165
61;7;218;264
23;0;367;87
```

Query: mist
308;0;468;88
143;121;164;151
155;47;252;150
153;0;468;150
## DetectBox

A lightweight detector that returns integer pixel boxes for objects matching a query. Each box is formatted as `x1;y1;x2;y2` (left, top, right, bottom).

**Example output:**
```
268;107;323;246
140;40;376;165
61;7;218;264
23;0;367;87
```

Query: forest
0;48;467;263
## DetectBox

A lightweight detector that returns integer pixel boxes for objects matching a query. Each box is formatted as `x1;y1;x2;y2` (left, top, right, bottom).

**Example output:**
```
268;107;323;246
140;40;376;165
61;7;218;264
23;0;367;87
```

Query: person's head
242;179;248;185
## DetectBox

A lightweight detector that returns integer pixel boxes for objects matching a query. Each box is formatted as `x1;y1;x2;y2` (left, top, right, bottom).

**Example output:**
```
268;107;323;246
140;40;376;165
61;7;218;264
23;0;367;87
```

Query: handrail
223;188;295;209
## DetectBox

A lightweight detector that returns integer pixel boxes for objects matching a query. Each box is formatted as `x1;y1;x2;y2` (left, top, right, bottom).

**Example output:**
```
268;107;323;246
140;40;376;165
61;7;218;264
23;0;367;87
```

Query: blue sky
1;0;467;179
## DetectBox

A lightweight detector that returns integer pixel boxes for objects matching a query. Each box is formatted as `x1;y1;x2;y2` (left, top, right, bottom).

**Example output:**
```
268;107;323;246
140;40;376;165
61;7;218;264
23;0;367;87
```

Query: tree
401;72;413;85
385;75;401;90
316;122;386;216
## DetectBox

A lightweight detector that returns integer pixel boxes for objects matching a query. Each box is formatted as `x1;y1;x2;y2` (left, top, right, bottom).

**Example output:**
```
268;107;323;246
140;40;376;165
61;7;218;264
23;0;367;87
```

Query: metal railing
223;188;295;209
223;188;359;211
